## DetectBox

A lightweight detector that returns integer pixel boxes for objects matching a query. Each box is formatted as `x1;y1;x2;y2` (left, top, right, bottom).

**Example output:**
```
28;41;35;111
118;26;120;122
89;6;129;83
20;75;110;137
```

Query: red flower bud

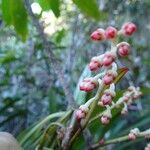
117;42;130;57
90;28;105;41
99;139;105;145
103;72;116;85
79;78;97;92
105;26;117;39
101;93;112;105
89;57;102;71
122;22;137;36
103;52;116;67
75;109;86;121
101;115;111;125
128;132;137;140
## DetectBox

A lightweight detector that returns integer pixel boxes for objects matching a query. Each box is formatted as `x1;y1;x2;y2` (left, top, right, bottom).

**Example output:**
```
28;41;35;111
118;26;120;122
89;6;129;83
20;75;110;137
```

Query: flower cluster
79;23;136;94
100;86;142;124
76;22;141;124
90;22;136;41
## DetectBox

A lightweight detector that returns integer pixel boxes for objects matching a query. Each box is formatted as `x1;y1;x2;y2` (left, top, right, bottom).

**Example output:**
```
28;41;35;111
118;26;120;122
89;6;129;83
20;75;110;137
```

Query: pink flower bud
79;78;97;92
76;105;89;121
128;132;137;140
75;109;86;121
105;26;117;39
102;73;115;85
90;28;105;41
121;22;137;36
117;42;130;57
99;139;105;145
101;115;111;125
89;57;102;71
101;93;112;105
103;52;115;67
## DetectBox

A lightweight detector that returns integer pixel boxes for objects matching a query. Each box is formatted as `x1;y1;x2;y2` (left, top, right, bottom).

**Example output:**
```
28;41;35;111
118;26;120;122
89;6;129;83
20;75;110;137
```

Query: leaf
54;29;66;44
73;0;106;20
36;0;60;17
35;0;50;10
1;0;28;41
18;112;65;146
0;51;16;64
48;0;60;17
1;0;12;25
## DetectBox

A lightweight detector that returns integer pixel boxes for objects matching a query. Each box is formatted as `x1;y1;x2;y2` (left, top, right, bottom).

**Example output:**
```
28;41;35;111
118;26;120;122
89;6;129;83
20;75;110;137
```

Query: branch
91;128;150;149
24;0;77;109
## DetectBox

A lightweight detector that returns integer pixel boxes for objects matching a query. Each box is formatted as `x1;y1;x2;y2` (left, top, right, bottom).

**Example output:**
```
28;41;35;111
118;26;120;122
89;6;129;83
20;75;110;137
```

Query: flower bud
79;78;97;92
128;132;136;140
102;71;117;85
101;93;112;106
101;109;112;125
103;52;116;67
99;139;105;145
117;42;130;57
121;22;137;36
105;26;117;39
75;105;89;121
75;109;86;121
89;57;103;71
90;28;105;41
101;115;111;125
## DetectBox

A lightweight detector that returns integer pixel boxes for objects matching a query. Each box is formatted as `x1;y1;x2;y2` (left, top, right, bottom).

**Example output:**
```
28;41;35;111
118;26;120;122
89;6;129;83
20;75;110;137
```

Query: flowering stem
88;92;133;125
70;81;105;145
91;129;150;149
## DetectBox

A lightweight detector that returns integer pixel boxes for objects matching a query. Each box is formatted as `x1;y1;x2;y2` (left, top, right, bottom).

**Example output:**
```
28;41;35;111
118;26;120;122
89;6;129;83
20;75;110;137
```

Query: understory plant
18;22;150;150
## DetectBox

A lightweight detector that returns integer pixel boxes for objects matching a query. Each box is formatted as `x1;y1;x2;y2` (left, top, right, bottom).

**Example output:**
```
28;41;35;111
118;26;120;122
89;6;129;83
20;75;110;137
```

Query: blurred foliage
0;0;149;149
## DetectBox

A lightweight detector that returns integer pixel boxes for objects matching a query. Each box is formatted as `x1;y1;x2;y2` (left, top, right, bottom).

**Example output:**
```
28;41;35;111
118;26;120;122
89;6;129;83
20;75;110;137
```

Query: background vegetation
0;0;150;149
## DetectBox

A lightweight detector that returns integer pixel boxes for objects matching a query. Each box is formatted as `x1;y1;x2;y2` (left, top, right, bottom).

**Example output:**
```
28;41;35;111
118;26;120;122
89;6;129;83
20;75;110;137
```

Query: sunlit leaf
73;0;107;20
1;0;28;41
36;0;60;17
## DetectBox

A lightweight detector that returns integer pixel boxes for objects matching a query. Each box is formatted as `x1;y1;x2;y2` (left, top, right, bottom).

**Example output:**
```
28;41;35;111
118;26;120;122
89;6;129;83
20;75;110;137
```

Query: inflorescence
76;22;142;125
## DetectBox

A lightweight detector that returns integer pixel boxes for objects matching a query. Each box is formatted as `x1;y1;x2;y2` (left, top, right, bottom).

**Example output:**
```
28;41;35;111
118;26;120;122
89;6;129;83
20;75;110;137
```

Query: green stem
91;129;150;149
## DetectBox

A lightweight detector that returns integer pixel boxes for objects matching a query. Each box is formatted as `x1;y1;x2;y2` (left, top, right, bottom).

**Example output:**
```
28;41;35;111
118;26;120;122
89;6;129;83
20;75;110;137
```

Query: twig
24;0;77;109
91;129;150;149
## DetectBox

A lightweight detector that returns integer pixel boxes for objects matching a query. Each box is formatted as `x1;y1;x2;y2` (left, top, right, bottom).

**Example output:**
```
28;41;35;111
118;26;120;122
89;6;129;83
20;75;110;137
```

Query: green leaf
36;0;60;17
1;0;28;41
0;51;16;64
1;0;12;25
35;0;50;10
48;0;60;17
54;29;66;44
73;0;106;20
19;112;65;146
